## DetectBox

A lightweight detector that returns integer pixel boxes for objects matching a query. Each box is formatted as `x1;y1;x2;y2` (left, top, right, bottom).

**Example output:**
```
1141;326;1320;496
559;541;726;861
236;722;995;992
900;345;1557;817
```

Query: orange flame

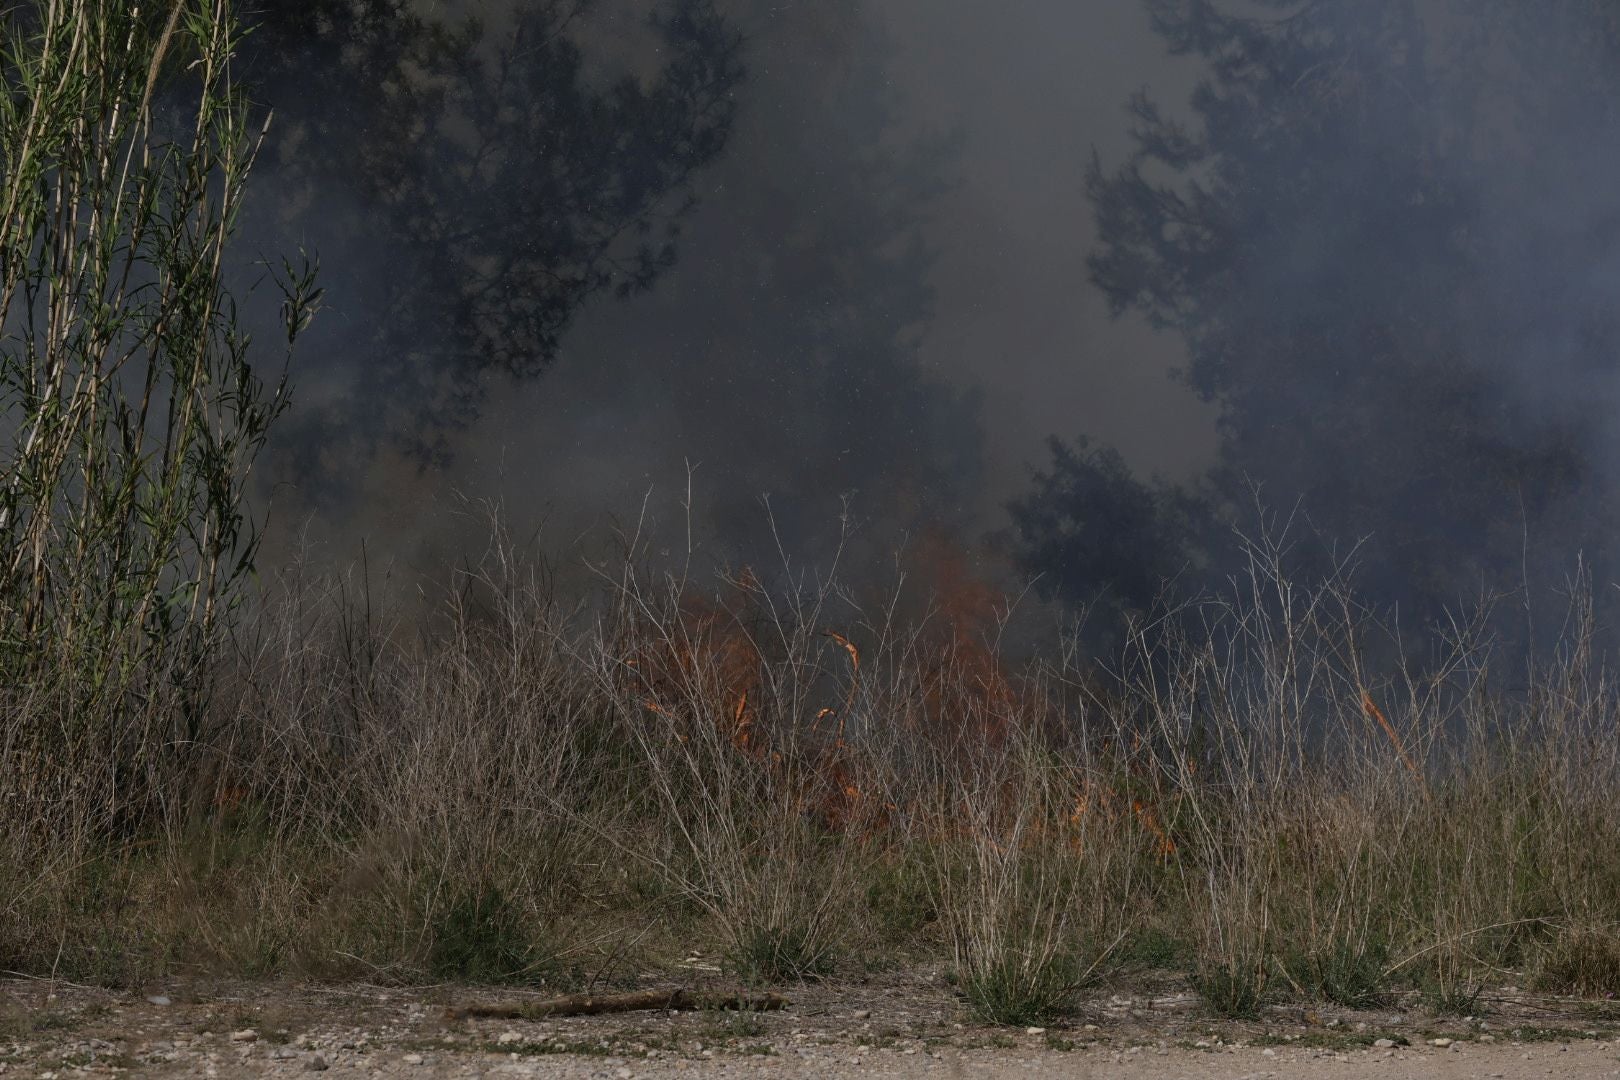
1131;797;1177;859
1361;689;1424;786
823;630;860;674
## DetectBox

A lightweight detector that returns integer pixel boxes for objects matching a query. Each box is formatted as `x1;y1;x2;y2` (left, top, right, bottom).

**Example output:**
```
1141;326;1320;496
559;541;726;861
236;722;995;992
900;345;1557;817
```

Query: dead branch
444;988;789;1020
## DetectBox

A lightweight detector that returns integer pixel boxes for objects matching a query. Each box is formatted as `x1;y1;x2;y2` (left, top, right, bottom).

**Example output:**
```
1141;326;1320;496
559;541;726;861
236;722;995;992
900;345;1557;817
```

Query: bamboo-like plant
0;0;315;829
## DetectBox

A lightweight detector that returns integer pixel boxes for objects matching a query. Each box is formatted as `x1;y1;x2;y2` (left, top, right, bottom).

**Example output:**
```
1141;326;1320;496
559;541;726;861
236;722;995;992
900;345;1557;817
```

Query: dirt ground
4;972;1620;1078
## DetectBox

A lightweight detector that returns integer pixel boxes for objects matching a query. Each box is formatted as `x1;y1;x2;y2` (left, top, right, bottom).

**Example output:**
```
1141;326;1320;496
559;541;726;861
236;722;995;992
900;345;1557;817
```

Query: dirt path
4;974;1619;1078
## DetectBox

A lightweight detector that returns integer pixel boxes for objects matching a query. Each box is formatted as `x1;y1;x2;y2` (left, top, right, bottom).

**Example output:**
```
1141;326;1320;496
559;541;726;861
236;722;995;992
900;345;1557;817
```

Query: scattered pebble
6;980;1619;1078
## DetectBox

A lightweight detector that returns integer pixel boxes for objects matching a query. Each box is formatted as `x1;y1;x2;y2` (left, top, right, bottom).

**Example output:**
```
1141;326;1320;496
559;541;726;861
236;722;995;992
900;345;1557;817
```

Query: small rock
402;1053;424;1065
304;1053;329;1071
1261;1048;1276;1057
614;1070;632;1080
1025;1027;1045;1035
1374;1038;1396;1049
146;995;172;1007
272;1046;300;1060
1430;1037;1454;1048
230;1030;258;1043
497;1031;522;1045
852;1009;871;1020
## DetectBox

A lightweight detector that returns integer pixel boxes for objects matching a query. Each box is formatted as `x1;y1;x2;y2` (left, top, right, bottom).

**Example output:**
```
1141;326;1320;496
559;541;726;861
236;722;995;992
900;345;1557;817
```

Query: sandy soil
4;972;1620;1078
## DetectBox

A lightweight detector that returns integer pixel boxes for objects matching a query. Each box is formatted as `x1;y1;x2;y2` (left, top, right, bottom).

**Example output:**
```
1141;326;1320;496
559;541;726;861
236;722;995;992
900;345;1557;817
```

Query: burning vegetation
8;0;1620;1035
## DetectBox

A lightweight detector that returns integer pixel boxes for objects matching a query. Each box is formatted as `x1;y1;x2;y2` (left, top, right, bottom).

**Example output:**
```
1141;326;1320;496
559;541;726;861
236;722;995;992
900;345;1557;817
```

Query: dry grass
3;520;1620;1024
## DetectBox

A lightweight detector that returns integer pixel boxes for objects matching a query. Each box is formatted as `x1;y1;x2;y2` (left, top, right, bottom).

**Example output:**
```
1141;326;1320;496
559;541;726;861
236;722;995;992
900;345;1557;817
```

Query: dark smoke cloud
1011;0;1620;644
245;0;1217;587
880;0;1215;513
250;0;1620;652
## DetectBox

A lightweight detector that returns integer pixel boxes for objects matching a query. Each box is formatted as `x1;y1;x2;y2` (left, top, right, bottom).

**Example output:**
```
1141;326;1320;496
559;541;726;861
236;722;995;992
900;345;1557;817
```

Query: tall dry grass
3;517;1620;1023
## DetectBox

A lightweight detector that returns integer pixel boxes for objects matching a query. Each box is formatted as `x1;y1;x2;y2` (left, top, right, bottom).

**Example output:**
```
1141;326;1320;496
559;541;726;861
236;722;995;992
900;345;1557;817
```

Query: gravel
2;974;1618;1078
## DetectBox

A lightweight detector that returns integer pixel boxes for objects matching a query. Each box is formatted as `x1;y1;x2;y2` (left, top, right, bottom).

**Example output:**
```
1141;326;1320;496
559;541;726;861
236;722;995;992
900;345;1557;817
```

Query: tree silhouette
1008;438;1207;629
1024;0;1620;628
239;0;743;467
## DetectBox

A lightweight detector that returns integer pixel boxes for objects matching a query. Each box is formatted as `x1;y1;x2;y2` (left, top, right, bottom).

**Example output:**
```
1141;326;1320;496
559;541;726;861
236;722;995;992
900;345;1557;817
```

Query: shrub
726;923;836;983
957;949;1087;1026
1287;939;1391;1008
865;859;939;941
1193;958;1269;1019
1536;926;1620;999
426;884;550;986
0;0;316;839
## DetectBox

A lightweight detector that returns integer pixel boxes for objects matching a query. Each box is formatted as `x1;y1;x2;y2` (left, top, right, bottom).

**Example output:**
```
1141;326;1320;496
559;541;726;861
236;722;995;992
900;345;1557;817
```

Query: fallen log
445;989;788;1020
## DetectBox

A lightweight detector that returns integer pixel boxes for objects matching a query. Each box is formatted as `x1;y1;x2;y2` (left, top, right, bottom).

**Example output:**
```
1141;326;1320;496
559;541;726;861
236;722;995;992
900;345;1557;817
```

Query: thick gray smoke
243;0;1210;588
1026;0;1620;641
242;0;1620;647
